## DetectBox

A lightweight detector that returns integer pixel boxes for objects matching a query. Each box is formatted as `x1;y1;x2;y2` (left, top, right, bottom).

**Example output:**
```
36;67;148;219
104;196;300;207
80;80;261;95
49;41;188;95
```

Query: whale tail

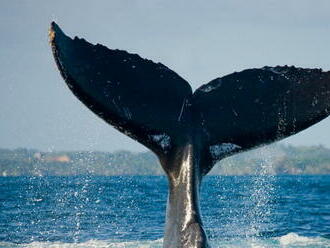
49;22;193;160
50;22;330;247
50;22;330;173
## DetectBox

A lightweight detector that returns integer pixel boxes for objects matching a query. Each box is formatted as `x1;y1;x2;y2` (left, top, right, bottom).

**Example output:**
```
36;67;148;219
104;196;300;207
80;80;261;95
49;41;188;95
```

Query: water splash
244;146;277;238
213;146;278;239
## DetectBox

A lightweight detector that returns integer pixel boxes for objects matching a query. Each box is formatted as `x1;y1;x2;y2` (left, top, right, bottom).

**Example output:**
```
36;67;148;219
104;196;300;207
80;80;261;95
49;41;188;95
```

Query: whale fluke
49;22;192;158
193;66;330;173
49;22;330;248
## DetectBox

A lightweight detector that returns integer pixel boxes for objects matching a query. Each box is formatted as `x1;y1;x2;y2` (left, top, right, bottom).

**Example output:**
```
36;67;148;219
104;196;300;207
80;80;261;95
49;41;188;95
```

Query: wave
0;239;163;248
0;234;329;248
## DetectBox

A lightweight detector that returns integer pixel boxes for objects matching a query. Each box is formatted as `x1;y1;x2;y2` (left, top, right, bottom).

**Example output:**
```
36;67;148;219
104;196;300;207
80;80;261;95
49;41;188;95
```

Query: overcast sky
1;0;330;152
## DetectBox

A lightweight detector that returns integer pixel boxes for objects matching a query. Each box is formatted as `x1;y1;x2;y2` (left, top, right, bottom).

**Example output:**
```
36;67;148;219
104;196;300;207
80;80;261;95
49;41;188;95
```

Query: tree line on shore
0;144;330;176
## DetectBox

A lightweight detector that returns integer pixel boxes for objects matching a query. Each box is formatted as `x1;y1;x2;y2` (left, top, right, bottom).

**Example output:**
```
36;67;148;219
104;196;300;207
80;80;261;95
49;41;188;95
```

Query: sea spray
244;146;277;238
207;146;279;240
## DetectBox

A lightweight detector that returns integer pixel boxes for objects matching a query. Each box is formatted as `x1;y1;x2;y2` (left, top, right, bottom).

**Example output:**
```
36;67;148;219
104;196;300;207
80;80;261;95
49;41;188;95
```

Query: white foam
278;233;322;246
1;235;329;248
2;239;163;248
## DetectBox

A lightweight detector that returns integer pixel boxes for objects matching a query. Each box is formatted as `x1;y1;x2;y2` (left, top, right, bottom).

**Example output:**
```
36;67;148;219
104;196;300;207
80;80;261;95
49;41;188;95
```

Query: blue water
0;175;329;247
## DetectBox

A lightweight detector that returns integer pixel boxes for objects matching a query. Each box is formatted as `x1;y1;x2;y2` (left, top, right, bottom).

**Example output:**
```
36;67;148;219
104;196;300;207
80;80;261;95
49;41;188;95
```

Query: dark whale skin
49;22;330;248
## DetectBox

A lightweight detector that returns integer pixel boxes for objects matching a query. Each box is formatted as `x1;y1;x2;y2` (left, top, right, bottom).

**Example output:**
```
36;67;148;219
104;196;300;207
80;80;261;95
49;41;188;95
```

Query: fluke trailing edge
49;22;330;248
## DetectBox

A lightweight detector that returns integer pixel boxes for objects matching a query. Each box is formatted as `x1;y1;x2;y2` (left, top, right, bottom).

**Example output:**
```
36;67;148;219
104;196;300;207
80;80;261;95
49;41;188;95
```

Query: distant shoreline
1;144;330;176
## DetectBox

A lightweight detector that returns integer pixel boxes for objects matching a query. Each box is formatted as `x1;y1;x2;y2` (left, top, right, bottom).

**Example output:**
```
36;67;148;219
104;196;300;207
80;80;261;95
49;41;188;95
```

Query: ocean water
0;175;329;248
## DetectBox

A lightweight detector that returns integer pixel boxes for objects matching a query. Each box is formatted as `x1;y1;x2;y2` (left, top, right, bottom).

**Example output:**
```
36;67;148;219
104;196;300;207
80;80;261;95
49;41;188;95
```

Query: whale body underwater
49;22;330;248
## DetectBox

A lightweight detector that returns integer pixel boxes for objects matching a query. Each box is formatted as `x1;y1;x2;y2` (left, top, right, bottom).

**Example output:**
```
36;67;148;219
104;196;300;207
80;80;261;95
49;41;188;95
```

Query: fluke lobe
49;22;330;248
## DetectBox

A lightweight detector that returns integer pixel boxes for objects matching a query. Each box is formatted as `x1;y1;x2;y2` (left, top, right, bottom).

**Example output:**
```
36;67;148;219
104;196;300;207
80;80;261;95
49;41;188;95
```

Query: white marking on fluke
149;134;171;150
209;143;241;159
200;79;222;93
263;67;291;80
312;96;319;107
178;99;187;122
123;107;132;120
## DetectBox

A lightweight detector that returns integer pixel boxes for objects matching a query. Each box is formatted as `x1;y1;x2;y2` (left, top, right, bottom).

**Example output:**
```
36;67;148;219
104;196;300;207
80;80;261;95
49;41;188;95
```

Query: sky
1;0;330;152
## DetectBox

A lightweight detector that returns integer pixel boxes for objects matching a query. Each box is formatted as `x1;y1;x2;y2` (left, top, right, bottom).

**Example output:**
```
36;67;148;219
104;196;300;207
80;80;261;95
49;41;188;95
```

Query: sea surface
0;175;329;247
